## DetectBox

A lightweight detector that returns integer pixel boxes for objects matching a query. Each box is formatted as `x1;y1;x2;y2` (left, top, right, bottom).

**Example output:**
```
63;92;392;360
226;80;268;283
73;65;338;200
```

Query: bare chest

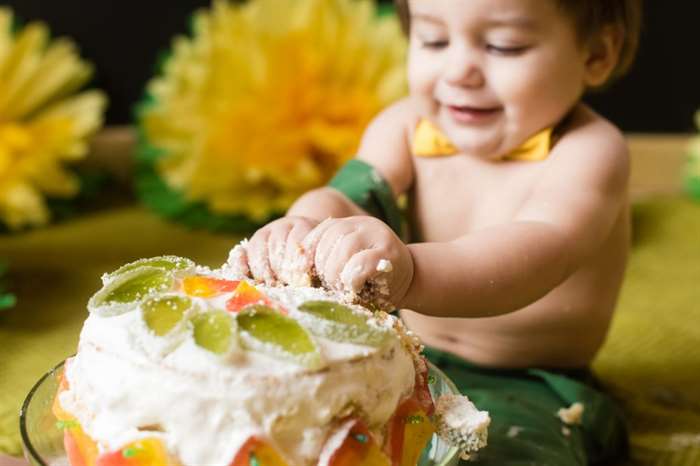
409;155;548;242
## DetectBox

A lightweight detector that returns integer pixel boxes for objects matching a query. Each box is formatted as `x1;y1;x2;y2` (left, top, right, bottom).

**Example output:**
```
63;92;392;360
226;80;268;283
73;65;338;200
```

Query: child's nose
443;50;485;88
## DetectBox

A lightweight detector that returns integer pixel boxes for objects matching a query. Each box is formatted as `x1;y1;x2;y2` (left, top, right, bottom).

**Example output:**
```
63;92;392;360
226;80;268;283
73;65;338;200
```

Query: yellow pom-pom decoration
138;0;407;226
0;8;106;230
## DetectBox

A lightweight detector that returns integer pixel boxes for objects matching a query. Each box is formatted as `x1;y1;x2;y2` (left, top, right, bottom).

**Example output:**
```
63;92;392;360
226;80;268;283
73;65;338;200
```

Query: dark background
3;0;698;132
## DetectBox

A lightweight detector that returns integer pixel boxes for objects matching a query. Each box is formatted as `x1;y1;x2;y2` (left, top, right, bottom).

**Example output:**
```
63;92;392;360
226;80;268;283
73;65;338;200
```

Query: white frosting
60;279;417;466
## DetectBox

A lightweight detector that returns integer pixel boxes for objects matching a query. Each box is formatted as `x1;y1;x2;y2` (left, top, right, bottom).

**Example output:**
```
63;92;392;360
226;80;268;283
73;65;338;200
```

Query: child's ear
583;25;624;87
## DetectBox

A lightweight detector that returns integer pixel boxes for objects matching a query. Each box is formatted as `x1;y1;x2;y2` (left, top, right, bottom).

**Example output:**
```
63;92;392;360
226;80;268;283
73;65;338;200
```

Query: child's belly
403;310;605;368
401;241;627;368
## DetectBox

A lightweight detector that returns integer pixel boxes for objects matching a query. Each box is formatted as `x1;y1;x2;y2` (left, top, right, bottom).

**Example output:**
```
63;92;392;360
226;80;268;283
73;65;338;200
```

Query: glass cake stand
20;360;461;466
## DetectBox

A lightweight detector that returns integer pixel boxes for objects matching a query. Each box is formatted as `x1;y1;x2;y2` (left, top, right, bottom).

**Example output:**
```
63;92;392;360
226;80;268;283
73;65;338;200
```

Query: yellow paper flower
0;8;106;230
140;0;407;222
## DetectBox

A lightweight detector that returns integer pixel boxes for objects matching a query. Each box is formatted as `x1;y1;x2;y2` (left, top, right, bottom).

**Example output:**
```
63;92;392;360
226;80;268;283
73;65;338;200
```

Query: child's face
407;0;592;158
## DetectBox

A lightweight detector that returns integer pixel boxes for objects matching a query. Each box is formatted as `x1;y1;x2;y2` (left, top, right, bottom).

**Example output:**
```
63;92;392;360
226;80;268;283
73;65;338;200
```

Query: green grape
298;301;368;325
297;300;394;347
89;267;173;315
142;295;191;336
103;268;171;304
237;305;322;369
103;256;194;283
192;311;234;355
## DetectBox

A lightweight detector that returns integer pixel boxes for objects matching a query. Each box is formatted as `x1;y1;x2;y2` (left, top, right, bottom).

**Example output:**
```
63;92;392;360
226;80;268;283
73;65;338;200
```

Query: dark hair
393;0;642;82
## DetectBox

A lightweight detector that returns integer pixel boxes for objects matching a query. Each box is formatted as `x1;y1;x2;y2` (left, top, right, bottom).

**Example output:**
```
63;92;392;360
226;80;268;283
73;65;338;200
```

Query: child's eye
486;44;529;56
421;39;449;49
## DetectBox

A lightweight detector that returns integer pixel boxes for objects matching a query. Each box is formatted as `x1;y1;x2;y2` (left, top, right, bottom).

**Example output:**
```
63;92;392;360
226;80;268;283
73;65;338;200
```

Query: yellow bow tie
412;118;552;161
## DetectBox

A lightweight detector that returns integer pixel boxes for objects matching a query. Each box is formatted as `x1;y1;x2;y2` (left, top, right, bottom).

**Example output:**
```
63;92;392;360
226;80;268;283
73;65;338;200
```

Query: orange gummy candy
54;370;99;466
226;282;286;314
229;436;289;466
327;419;391;466
386;397;436;466
181;276;240;298
95;438;173;466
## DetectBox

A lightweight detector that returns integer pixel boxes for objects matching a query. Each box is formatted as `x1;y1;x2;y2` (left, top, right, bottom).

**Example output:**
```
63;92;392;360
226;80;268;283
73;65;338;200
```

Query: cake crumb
222;241;251;279
435;394;490;457
376;259;393;273
506;426;523;438
557;402;584;425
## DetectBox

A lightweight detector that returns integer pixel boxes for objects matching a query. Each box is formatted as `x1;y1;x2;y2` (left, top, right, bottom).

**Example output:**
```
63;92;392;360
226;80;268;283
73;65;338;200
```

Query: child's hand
303;216;413;307
246;216;319;286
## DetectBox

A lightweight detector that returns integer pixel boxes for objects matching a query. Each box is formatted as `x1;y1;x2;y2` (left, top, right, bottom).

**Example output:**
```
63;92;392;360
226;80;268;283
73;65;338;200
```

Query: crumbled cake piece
355;275;393;312
557;402;584;425
506;426;523;438
435;394;490;459
222;241;250;279
376;259;393;273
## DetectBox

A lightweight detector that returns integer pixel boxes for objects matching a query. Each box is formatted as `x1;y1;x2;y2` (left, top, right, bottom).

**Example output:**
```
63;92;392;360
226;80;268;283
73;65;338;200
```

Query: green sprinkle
55;420;78;430
353;433;368;444
122;447;141;458
407;414;424;424
249;453;260;466
428;374;436;384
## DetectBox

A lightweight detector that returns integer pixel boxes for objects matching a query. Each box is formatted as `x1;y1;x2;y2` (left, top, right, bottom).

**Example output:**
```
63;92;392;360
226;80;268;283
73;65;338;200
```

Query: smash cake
53;252;489;466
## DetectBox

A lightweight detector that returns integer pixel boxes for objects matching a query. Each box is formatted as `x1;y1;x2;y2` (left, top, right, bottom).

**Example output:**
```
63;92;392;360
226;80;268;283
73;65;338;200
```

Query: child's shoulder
517;105;630;264
368;95;434;133
557;105;628;160
355;97;431;196
357;96;432;164
551;104;629;182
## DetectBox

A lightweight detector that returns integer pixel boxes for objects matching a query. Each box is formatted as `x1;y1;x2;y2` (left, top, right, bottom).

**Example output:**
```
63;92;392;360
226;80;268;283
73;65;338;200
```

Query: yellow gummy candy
401;410;436;466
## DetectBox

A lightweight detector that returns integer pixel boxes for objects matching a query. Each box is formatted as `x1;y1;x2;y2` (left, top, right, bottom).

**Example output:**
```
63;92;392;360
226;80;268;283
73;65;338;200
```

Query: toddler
237;0;642;464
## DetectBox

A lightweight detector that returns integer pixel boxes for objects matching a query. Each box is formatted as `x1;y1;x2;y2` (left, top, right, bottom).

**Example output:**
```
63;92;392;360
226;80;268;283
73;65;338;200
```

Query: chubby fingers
276;217;317;286
339;247;390;294
247;217;319;286
300;217;343;278
305;217;410;303
340;248;411;306
314;221;371;292
246;227;277;285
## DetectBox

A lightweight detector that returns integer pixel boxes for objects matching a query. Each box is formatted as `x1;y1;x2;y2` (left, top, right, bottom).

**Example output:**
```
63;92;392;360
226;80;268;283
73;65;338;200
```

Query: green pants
424;347;628;466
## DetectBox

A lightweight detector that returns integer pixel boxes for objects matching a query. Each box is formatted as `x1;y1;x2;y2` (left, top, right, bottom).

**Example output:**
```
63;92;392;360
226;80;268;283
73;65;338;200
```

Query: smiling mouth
447;105;502;124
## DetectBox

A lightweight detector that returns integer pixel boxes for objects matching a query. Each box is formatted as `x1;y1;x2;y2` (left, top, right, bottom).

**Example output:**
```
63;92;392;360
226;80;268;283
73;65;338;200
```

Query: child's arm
401;113;630;317
289;98;415;219
244;99;415;285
